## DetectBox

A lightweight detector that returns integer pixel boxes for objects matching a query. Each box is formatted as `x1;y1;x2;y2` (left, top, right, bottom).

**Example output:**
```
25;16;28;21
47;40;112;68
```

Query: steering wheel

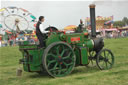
45;26;58;32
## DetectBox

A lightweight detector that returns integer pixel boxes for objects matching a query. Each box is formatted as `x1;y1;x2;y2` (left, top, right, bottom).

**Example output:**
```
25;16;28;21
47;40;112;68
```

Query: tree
122;17;128;26
113;20;125;27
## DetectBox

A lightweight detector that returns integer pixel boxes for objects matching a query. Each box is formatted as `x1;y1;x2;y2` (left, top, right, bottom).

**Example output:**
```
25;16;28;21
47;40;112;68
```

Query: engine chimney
89;4;96;37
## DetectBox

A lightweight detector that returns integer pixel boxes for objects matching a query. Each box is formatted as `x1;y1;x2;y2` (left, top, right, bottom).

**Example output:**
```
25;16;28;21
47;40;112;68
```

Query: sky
1;0;128;29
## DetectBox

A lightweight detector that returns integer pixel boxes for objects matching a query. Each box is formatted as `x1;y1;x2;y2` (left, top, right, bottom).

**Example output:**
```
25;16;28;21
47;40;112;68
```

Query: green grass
0;38;128;85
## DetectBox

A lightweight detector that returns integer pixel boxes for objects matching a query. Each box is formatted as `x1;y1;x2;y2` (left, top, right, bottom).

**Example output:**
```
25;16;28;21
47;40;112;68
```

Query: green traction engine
19;4;114;77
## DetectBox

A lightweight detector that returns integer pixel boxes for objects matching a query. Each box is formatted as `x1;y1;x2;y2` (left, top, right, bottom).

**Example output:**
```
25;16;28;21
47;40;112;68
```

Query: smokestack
89;4;96;37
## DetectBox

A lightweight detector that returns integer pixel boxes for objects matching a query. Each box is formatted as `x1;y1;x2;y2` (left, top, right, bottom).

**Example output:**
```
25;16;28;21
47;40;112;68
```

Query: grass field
0;38;128;85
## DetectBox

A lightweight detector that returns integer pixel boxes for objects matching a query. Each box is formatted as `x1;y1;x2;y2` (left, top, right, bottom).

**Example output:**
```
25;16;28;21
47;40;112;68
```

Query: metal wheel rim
43;42;76;77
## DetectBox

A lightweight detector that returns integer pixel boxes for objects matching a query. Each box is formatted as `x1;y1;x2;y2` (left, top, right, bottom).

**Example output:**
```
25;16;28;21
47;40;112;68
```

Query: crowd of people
105;30;128;38
0;35;36;47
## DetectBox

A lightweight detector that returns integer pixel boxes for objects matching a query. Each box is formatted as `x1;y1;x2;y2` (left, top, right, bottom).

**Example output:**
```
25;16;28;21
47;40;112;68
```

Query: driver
36;16;48;48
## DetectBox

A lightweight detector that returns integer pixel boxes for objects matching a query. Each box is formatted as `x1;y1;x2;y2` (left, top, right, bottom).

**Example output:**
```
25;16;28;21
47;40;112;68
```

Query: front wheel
96;49;114;70
42;42;76;77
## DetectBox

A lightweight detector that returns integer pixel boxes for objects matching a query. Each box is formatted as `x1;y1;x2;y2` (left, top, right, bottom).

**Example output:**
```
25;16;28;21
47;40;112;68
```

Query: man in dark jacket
36;16;48;47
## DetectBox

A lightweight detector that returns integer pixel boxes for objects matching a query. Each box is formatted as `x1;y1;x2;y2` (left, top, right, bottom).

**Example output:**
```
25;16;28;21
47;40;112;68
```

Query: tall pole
89;4;96;37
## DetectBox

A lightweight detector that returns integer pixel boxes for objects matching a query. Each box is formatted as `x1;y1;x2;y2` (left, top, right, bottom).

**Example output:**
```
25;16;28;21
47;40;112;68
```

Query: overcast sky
1;0;128;29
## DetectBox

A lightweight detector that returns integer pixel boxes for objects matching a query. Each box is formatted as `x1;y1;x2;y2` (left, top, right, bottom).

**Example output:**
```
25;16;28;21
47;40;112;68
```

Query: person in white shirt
36;16;48;48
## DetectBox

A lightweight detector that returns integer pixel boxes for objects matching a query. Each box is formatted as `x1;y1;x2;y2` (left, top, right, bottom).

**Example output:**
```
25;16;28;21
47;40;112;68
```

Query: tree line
113;17;128;27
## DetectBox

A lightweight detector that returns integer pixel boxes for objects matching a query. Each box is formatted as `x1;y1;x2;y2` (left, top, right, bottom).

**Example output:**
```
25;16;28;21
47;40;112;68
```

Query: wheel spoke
99;59;105;68
63;61;73;66
48;60;56;67
62;56;69;60
47;53;57;58
53;62;58;69
106;52;110;58
59;64;62;69
49;68;55;71
61;49;68;57
61;69;67;73
49;62;58;71
61;45;65;50
61;50;65;56
62;52;72;60
56;45;60;50
56;45;60;55
107;61;112;65
104;51;106;57
105;62;108;69
63;61;68;68
58;64;62;75
67;63;73;66
103;61;105;68
67;52;72;57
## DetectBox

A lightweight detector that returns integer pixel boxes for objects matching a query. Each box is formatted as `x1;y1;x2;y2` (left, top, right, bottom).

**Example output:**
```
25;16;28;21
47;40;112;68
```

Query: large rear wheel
42;42;76;77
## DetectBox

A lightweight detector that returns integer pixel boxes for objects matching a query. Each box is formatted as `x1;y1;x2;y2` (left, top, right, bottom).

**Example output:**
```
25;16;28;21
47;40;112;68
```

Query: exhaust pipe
89;4;96;37
89;4;104;52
